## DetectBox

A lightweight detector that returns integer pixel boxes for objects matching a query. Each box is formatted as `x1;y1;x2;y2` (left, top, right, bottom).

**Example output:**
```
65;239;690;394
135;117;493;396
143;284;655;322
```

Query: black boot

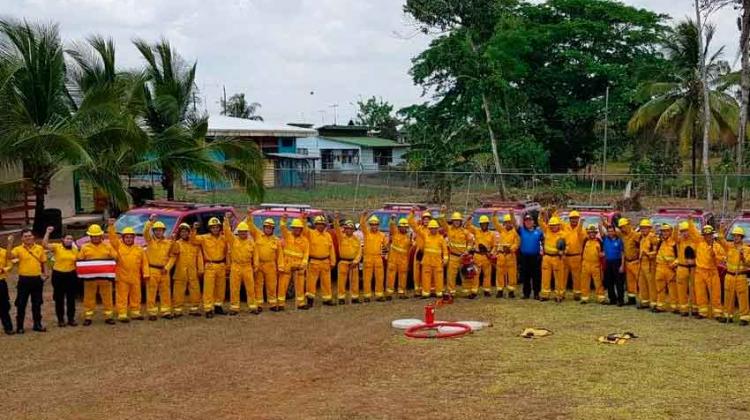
627;296;637;305
83;319;92;326
338;299;346;305
205;311;214;319
306;296;315;307
484;291;492;297
214;305;226;315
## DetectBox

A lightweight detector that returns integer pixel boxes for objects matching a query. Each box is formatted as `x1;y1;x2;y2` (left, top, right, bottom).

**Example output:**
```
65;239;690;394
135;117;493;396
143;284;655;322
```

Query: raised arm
465;215;478;235
144;214;156;243
389;214;397;238
107;218;121;250
245;208;262;239
359;211;369;238
280;214;291;241
491;212;502;232
223;212;233;238
42;226;54;251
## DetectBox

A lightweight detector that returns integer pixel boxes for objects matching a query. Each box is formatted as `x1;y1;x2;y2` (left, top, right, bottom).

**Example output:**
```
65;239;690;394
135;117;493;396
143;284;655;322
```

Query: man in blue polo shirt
601;225;625;306
517;213;543;299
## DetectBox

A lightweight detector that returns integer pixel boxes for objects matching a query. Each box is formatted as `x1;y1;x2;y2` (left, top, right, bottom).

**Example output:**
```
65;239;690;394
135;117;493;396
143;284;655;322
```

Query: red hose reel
403;304;472;339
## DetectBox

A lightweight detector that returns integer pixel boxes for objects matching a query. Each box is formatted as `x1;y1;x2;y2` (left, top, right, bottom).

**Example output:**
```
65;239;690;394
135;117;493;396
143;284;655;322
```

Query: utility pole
222;85;227;115
330;104;339;125
318;110;327;125
602;85;609;192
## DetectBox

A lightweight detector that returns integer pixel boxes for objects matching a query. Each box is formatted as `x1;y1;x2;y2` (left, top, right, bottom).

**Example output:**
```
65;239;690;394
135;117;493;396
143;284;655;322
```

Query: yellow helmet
702;225;715;235
121;227;136;235
639;219;652;228
236;222;249;232
152;221;166;230
569;210;581;218
478;215;490;224
178;223;191;230
290;219;305;229
313;215;327;224
368;216;380;225
661;223;672;231
263;218;275;227
678;221;689;231
503;214;512;222
586;224;598;233
450;212;463;221
344;220;355;228
421;211;432;219
548;216;561;226
617;218;630;228
207;217;221;227
732;226;745;236
398;218;409;227
427;220;439;229
86;224;104;237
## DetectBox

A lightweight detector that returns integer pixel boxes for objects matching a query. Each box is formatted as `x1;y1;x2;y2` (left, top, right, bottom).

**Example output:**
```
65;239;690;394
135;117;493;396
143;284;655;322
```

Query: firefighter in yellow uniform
144;216;176;319
562;211;586;300
190;217;230;317
247;215;283;312
411;211;448;298
540;215;566;302
637;219;658;309
78;224;118;325
280;217;309;309
387;217;412;299
492;213;520;298
407;210;433;296
614;218;641;305
676;220;701;316
171;223;203;316
360;212;388;301
303;215;336;306
580;225;604;303
108;221;150;323
333;214;362;304
718;226;750;324
466;214;495;297
694;225;725;319
226;219;260;314
439;211;474;297
653;223;678;313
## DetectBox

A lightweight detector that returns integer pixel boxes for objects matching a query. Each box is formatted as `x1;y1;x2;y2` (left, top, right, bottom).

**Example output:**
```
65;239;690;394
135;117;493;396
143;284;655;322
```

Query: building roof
319;136;409;148
207;115;317;138
266;152;320;160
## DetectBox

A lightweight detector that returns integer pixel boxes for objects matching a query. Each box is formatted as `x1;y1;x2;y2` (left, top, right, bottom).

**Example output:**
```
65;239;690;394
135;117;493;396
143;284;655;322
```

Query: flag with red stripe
76;259;116;279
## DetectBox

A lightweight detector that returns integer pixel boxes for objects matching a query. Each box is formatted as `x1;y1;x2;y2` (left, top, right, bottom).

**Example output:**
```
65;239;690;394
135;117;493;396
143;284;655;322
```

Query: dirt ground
4;281;750;420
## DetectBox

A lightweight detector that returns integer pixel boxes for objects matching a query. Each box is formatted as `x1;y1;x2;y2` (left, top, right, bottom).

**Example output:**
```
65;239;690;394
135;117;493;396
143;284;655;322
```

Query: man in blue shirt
601;225;626;305
517;213;543;299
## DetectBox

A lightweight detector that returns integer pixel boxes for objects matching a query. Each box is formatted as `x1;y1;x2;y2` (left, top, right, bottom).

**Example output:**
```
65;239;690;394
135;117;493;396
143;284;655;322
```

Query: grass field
4;282;750;420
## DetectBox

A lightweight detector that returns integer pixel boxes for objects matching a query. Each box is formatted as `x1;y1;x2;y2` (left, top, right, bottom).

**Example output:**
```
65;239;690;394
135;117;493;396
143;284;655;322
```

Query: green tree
220;92;263;121
355;96;400;140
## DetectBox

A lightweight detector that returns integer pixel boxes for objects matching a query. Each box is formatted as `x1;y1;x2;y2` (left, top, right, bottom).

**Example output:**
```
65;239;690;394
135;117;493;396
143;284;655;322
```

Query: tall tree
220;92;263;121
354;96;400;140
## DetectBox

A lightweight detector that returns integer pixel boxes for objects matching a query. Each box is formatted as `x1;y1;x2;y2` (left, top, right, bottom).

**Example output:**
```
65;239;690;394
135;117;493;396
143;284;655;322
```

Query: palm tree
628;20;739;196
220;93;263;121
134;39;265;201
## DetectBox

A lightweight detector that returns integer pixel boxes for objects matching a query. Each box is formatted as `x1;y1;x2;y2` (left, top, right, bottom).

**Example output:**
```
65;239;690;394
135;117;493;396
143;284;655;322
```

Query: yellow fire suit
304;225;336;303
108;225;150;320
407;213;428;295
580;238;604;303
333;220;362;300
416;229;448;297
540;225;565;300
619;227;641;301
227;230;259;312
466;222;495;295
144;221;176;317
695;240;726;317
361;215;387;299
280;221;309;308
492;216;519;294
77;241;117;320
172;239;203;315
439;217;473;295
248;219;283;308
387;222;412;296
676;221;701;314
562;222;586;298
718;235;750;322
191;221;230;312
654;234;678;311
638;232;659;307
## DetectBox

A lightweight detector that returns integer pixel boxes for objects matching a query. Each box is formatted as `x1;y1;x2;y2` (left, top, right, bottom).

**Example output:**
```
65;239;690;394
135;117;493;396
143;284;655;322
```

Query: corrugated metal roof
319;136;409;148
207;115;317;138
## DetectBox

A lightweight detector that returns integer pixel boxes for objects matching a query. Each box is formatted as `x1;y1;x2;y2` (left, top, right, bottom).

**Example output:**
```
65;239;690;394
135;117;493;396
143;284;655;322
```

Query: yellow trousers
147;268;171;316
495;253;517;292
255;261;278;306
307;259;332;301
230;263;256;311
84;279;114;320
386;254;408;295
173;269;201;314
421;260;444;297
362;257;385;298
694;267;722;317
724;274;750;320
541;255;564;299
114;280;140;320
413;255;422;294
279;268;305;307
653;264;675;310
464;254;487;294
580;261;604;302
338;261;360;299
202;263;224;312
564;255;582;296
638;258;656;307
675;266;694;314
625;259;640;299
446;255;463;294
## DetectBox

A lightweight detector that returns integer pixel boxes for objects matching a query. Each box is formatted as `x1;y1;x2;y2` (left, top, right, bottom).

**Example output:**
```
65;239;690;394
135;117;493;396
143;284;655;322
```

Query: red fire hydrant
424;304;435;325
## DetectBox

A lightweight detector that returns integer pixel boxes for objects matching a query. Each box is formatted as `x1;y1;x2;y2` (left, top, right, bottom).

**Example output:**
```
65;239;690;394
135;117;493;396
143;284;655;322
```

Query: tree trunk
695;0;714;209
162;169;175;201
736;1;750;211
32;186;46;237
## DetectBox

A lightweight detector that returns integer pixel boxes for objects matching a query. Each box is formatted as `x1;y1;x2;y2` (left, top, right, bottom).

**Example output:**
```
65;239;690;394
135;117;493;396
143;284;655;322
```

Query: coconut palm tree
628;19;739;195
220;93;263;121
